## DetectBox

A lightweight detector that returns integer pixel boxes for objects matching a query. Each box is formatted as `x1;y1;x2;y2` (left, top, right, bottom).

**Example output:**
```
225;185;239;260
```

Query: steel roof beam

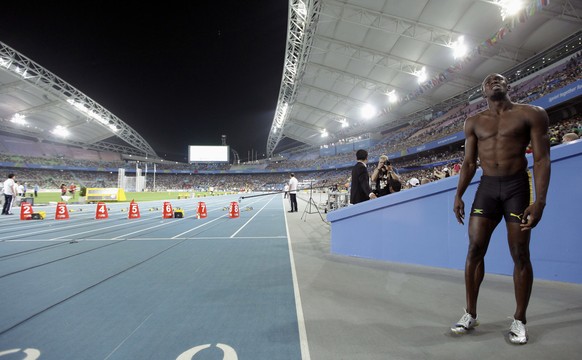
267;0;322;157
0;41;158;158
313;35;478;87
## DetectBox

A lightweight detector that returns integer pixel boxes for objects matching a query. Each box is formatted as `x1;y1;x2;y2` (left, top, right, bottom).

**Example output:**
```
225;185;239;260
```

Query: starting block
31;211;46;220
174;209;185;218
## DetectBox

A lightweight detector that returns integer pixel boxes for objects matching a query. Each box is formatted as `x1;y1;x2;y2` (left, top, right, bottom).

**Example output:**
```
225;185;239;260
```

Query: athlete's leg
465;216;499;317
506;222;532;323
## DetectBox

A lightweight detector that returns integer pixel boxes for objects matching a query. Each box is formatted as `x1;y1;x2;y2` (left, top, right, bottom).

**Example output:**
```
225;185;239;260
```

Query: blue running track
0;193;306;360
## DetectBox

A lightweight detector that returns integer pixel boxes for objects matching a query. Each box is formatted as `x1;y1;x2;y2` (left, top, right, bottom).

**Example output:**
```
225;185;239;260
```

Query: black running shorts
470;171;533;223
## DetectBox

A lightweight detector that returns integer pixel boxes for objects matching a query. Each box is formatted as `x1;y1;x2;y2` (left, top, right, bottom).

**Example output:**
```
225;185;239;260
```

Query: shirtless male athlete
450;73;551;344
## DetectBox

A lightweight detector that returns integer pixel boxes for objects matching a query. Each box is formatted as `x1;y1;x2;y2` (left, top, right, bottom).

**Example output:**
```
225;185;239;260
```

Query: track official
288;173;298;212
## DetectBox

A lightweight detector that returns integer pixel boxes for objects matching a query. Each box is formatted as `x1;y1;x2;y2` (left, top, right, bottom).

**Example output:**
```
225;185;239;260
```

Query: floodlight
10;113;26;125
361;104;377;119
67;99;119;132
387;90;398;103
415;67;428;84
498;0;524;20
280;102;288;117
452;36;468;59
51;125;69;138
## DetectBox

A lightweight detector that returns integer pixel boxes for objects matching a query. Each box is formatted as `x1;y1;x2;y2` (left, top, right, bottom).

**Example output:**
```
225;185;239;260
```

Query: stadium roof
0;42;158;159
1;1;581;161
267;0;582;156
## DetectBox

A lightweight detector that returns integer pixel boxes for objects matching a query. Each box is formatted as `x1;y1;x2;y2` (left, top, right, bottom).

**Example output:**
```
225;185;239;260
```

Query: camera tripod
301;181;328;224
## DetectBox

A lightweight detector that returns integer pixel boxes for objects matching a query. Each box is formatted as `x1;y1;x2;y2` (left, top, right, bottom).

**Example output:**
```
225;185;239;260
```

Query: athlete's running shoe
451;309;479;334
509;318;528;344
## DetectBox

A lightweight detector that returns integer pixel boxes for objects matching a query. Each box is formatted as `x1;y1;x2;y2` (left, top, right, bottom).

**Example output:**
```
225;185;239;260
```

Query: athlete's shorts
470;170;533;223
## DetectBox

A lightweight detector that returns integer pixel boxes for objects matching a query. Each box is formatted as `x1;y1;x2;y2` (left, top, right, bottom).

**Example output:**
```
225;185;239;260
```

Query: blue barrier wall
326;139;582;284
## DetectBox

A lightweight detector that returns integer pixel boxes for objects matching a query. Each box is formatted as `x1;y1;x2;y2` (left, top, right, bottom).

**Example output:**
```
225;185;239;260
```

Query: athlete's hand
453;196;465;225
520;202;545;231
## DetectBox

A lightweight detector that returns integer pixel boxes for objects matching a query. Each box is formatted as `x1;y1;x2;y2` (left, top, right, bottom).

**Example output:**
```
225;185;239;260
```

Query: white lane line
229;196;277;238
3;236;288;242
110;219;183;240
171;214;229;239
103;313;154;360
0;196;260;241
109;205;234;240
171;197;267;239
0;218;113;240
0;207;182;240
49;218;151;240
283;196;311;360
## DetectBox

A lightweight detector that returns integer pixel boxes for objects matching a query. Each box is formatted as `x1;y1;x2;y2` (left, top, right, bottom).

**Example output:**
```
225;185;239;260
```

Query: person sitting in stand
406;177;420;188
562;132;579;143
434;167;451;180
452;162;462;175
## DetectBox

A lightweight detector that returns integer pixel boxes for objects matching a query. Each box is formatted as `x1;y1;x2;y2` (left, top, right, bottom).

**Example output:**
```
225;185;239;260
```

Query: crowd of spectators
1;116;579;195
1;51;581;195
2;109;578;195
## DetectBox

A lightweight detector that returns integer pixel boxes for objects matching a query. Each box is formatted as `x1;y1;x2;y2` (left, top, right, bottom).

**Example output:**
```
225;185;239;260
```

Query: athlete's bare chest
474;112;528;141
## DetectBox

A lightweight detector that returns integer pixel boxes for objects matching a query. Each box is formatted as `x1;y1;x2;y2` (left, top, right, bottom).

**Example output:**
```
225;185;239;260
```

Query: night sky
0;2;288;162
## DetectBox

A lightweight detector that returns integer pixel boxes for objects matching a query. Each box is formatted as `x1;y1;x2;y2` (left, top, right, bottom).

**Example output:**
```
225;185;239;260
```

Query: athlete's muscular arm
454;117;479;225
521;105;551;231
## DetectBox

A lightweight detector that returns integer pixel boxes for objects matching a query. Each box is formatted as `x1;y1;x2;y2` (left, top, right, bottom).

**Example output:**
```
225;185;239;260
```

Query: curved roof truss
0;41;158;158
267;0;582;157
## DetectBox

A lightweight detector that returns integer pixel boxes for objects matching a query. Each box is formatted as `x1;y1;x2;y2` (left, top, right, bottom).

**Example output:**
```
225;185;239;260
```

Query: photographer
371;155;401;197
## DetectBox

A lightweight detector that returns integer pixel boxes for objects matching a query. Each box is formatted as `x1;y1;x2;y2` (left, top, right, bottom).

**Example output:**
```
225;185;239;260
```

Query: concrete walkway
289;193;582;360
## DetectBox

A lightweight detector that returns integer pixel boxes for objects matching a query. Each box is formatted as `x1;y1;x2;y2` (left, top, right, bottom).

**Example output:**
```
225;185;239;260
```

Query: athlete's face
482;73;509;100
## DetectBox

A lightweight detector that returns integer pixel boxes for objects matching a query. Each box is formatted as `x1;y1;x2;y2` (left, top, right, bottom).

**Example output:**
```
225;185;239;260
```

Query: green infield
22;191;234;205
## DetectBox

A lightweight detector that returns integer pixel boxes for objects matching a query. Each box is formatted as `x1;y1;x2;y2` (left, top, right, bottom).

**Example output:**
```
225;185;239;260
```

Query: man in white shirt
2;173;18;215
288;173;299;212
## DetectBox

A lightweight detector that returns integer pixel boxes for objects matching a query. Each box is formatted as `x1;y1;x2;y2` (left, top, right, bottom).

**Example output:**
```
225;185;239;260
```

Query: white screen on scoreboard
188;145;229;162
